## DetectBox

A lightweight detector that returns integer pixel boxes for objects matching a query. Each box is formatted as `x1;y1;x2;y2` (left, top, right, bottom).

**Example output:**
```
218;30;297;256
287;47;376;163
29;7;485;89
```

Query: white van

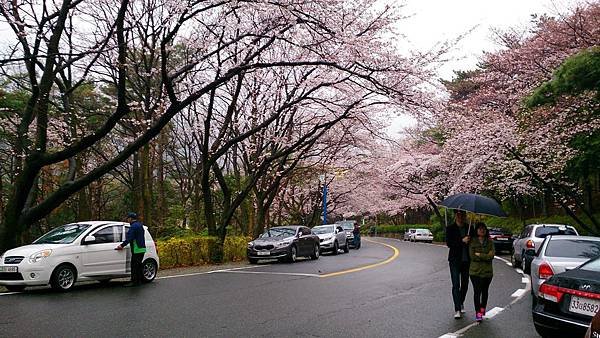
0;221;160;292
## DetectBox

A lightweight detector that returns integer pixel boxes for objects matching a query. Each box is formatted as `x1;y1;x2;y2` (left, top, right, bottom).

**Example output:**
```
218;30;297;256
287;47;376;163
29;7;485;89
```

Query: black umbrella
439;193;507;218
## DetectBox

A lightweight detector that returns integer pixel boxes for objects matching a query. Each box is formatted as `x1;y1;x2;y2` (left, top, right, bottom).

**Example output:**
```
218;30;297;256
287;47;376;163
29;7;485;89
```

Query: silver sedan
530;235;600;305
312;225;349;254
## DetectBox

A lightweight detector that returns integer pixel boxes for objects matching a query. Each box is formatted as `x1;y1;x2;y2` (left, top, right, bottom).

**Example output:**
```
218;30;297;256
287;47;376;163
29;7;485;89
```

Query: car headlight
247;242;254;248
29;249;52;263
323;236;334;243
275;241;292;248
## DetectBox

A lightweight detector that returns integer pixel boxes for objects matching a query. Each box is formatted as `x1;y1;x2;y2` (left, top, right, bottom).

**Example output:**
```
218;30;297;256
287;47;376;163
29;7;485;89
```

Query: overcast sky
386;0;576;136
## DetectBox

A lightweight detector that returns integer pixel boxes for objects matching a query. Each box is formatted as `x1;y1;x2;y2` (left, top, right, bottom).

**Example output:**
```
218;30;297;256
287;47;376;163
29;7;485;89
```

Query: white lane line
157;265;267;280
0;292;22;296
515;268;524;274
522;277;530;284
484;307;504;319
506;262;513;266
216;270;319;278
511;288;527;298
438;334;458;338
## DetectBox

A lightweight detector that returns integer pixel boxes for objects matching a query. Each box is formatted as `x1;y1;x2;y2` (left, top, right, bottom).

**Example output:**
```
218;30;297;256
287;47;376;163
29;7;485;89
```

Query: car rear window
544;239;600;259
535;226;576;238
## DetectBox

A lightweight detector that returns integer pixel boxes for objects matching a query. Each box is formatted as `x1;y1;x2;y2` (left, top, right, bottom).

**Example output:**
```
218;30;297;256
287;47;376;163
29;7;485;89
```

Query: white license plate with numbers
569;296;600;317
0;266;18;273
257;251;270;256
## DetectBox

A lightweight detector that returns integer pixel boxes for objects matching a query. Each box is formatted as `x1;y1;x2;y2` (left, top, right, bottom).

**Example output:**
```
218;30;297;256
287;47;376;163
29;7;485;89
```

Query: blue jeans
353;233;361;248
449;260;470;311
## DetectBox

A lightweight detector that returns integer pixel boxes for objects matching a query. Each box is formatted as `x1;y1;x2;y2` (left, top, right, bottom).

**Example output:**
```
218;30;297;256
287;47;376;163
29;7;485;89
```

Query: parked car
489;227;514;253
512;224;578;273
247;226;320;264
410;229;433;243
404;228;416;241
533;256;600;337
312;224;349;254
0;221;160;292
338;221;358;248
530;235;600;308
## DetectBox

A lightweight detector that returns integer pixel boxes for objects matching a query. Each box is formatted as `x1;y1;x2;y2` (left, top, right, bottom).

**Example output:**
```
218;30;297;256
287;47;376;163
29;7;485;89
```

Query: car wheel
343;240;350;253
142;259;158;283
311;244;320;260
288;245;297;263
50;264;76;292
332;241;339;255
523;251;531;275
249;258;258;264
511;250;521;269
5;285;25;292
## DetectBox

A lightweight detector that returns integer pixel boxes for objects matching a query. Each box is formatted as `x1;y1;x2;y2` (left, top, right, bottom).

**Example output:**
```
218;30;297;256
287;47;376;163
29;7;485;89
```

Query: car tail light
539;283;564;303
539;283;600;303
526;240;535;248
538;262;554;279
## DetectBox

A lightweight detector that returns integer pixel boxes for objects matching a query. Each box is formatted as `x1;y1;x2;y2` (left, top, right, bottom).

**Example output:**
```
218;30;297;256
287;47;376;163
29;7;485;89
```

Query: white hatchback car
0;221;159;292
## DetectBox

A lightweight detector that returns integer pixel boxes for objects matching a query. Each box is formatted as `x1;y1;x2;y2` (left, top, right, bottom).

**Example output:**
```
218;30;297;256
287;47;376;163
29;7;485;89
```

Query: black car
247;226;320;264
489;227;514;253
533;256;600;337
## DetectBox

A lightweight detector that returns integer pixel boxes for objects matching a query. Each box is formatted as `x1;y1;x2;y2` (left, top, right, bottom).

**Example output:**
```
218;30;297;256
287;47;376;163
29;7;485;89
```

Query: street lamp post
319;174;327;225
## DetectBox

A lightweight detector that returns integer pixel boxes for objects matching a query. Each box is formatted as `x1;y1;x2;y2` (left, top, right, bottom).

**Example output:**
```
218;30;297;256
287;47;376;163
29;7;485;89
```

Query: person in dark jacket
116;212;146;286
353;222;361;249
469;222;495;322
446;209;475;319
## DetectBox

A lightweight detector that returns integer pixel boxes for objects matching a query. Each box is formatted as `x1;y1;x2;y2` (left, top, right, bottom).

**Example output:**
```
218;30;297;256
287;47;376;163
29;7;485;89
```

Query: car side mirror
83;235;96;244
335;229;339;234
525;249;536;257
297;232;301;238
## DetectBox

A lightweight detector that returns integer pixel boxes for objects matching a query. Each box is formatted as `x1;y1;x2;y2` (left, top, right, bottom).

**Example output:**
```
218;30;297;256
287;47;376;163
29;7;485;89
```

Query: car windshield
535;226;576;237
33;223;92;244
545;239;600;259
313;226;334;235
260;227;296;238
341;224;354;231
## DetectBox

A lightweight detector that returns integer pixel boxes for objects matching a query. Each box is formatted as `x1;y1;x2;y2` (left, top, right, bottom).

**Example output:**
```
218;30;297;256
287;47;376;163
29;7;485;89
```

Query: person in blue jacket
116;212;146;286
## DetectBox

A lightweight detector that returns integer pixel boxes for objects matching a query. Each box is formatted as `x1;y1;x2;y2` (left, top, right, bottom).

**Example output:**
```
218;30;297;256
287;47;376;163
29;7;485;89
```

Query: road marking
522;277;530;284
515;268;524;274
217;271;319;278
0;292;21;296
511;288;527;298
484;307;504;319
438;334;458;338
319;239;399;278
157;265;266;280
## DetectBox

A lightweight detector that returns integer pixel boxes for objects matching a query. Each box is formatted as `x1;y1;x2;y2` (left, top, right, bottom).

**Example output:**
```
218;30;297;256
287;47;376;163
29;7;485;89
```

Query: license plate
496;238;508;241
0;266;18;273
569;296;600;317
257;251;270;256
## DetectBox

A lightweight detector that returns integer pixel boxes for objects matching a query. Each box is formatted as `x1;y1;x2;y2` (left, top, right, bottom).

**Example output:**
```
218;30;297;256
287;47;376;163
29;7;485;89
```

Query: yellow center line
319;238;399;278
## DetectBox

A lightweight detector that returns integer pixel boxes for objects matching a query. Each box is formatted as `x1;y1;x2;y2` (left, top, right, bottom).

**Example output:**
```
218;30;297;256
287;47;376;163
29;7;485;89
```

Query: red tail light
539;283;564;303
538;262;554;279
539;282;600;303
526;240;535;248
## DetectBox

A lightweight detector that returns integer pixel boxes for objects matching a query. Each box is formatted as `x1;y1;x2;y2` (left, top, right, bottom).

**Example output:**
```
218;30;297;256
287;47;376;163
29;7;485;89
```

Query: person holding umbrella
446;209;475;318
440;193;507;319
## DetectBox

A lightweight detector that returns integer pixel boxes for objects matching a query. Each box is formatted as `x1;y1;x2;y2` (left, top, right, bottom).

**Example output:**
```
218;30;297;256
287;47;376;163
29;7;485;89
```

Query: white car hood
317;234;334;240
2;244;68;257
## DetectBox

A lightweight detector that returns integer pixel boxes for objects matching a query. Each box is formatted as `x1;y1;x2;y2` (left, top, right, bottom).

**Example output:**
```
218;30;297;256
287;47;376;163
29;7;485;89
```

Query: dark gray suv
247;226;320;264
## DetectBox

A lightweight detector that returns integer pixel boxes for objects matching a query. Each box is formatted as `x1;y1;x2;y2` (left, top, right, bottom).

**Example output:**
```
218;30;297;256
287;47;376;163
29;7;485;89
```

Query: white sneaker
460;305;466;313
454;311;461;319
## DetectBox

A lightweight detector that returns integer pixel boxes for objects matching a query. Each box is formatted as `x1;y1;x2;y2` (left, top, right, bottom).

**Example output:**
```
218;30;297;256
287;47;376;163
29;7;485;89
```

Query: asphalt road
1;238;539;337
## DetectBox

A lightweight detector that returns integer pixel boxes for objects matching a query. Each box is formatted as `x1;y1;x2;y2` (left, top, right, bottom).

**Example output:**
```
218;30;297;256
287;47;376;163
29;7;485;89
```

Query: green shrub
156;235;251;268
